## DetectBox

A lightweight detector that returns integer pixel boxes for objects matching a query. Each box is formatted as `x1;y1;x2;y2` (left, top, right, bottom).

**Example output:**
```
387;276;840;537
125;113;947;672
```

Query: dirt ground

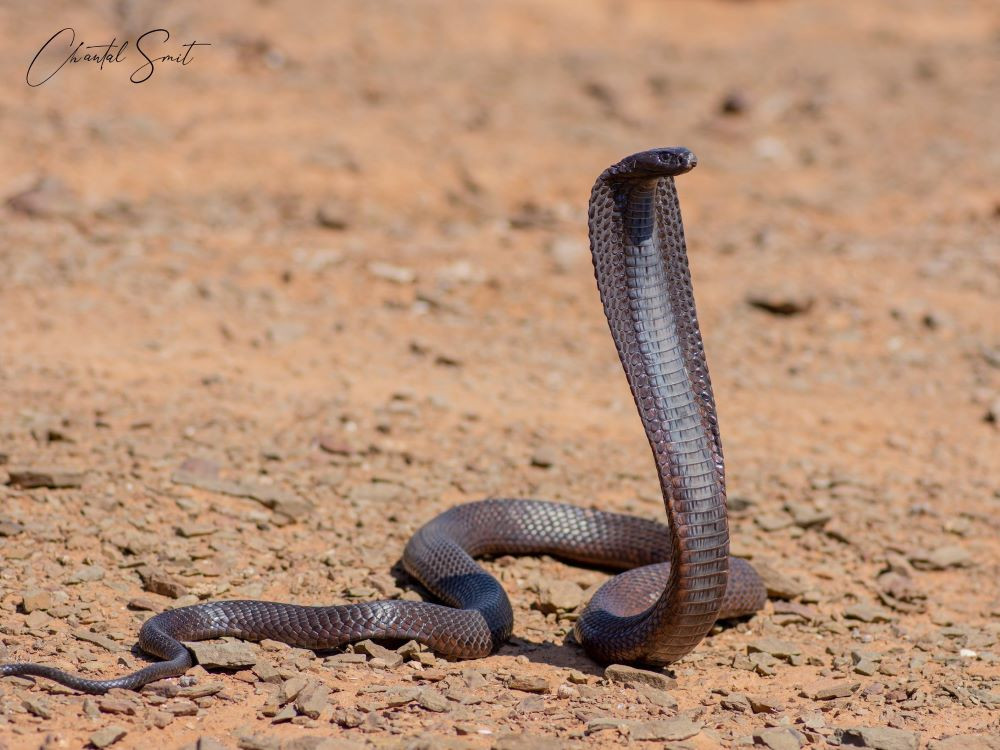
1;1;999;748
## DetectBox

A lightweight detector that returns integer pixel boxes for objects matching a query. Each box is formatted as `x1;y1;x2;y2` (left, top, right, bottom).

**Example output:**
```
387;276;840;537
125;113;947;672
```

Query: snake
1;147;766;694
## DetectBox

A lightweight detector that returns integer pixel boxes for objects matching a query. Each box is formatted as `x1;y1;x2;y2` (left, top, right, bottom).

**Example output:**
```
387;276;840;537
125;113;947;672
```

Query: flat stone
753;561;807;599
748;695;785;714
138;567;189;599
0;519;25;536
21;589;53;613
747;285;814;315
75;630;123;653
324;652;367;666
185;638;258;669
97;697;137;715
837;726;919;750
170;469;312;521
22;696;53;719
283;737;359;750
278;676;308;705
177;681;224;699
928;735;1000;750
252;661;282;683
367;261;416;284
721;692;750;711
844;603;894;623
416;688;450;712
910;544;972;570
126;596;164;611
7;467;86;489
536;579;585;613
754;727;802;750
492;735;552;750
630;717;703;742
236;734;281;750
605;663;676;691
383;686;421;706
90;725;127;748
66;565;105;584
508;674;550;693
176;523;217;538
353;640;403;668
315;200;350;230
635;684;678;710
530;447;557;468
755;513;793;532
805;681;861;700
748;637;801;661
295;681;331;719
784;502;832;528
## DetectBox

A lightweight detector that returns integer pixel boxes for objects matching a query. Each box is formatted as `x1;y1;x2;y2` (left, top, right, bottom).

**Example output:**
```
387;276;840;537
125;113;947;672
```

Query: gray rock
910;544;972;570
252;661;282;683
928;735;1000;750
844;603;894;623
530;447;558;468
837;726;919;750
635;684;678;710
138;567;189;599
508;674;550;693
315;200;350;230
284;737;361;750
753;561;807;599
186;637;259;669
383;686;421;706
784;502;832;528
748;694;784;714
416;688;450;712
721;692;750;711
632;717;703;741
21;589;53;612
278;676;308;705
536;579;585;613
66;565;105;584
295;681;331;719
605;663;676;690
170;469;312;521
747;285;814;316
353;639;403;667
236;734;281;750
7;467;86;489
748;637;801;661
367;261;416;284
89;725;127;748
177;681;224;699
492;734;555;750
754;727;802;750
805;681;860;700
22;696;53;719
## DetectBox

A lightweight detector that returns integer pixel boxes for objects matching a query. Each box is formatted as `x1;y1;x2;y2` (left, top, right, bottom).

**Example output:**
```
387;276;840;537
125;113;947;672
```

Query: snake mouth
602;147;697;182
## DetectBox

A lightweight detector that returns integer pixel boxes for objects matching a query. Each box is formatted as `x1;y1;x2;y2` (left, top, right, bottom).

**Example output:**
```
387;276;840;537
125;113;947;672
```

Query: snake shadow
387;559;751;679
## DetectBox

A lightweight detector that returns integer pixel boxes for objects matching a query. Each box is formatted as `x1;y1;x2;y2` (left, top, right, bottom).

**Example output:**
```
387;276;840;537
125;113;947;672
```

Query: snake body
1;148;765;694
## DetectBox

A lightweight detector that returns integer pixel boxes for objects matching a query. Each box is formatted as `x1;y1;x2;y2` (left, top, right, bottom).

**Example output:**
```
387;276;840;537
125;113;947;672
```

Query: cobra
1;148;765;694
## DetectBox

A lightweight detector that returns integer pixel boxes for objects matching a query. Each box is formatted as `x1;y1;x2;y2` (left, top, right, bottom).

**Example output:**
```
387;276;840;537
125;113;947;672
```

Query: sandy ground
1;1;999;748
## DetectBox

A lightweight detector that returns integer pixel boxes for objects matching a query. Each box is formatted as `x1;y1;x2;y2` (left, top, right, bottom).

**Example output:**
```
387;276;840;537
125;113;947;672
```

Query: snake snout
605;147;697;182
653;147;697;174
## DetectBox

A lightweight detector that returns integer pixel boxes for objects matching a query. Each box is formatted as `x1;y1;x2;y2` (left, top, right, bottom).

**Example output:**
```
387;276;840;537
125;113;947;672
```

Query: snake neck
588;170;729;664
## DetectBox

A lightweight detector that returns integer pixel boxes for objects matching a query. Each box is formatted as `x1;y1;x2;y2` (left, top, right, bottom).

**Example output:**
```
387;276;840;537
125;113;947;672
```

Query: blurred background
1;0;998;745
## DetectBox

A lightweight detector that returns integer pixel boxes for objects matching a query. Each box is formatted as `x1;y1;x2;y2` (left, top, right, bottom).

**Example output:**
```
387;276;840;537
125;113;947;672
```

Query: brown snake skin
0;147;766;694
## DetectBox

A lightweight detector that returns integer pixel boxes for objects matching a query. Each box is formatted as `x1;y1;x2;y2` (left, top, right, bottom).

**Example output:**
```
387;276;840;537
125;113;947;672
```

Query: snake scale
1;147;766;694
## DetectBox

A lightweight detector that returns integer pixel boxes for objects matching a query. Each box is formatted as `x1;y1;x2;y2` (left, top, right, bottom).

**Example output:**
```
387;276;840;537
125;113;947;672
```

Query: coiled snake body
1;148;765;694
